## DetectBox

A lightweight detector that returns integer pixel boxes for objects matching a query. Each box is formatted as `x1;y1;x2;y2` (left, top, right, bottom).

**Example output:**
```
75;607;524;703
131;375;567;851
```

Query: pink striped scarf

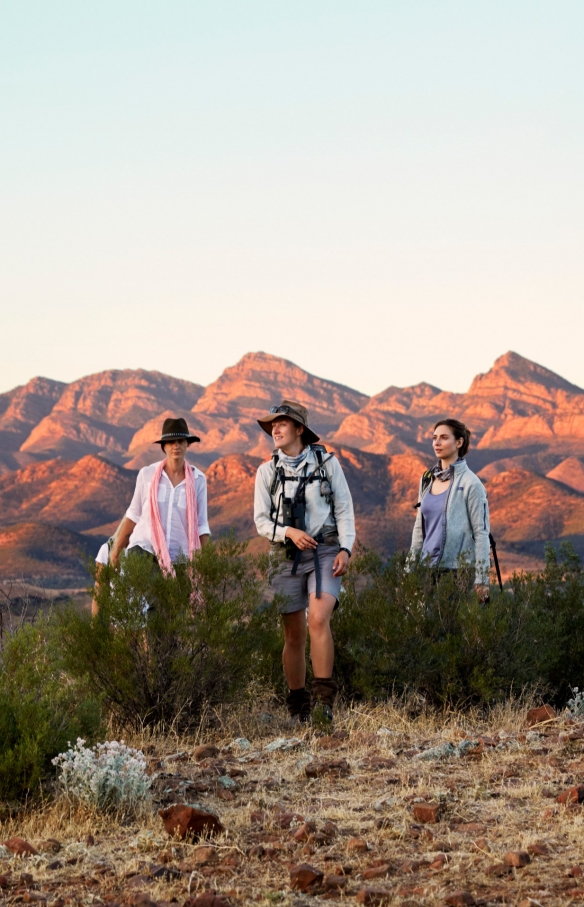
149;459;201;575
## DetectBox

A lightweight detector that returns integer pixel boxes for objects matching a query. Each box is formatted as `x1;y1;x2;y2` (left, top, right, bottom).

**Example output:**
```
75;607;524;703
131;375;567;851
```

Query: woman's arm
466;480;491;588
110;517;137;566
329;457;356;553
195;471;211;546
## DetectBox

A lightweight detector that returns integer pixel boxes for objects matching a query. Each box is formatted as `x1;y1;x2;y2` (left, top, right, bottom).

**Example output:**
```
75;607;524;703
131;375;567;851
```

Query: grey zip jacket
409;459;491;585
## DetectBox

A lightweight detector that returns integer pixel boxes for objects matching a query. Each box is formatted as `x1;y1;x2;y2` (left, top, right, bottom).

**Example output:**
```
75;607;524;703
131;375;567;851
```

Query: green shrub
57;536;283;731
0;618;102;803
333;542;584;706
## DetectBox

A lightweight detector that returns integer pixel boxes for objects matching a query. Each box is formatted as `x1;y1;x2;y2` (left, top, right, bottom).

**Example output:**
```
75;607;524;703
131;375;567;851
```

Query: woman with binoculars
254;400;356;724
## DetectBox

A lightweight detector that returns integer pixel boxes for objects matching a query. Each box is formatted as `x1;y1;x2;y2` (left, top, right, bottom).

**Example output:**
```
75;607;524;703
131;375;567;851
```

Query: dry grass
1;696;584;906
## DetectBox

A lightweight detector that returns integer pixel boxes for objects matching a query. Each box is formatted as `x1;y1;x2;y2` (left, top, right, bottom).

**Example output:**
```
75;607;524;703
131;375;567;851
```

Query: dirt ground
1;700;584;907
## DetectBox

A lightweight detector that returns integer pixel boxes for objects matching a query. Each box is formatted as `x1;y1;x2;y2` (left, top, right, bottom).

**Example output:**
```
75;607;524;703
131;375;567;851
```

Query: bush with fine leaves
0;618;102;803
57;536;283;730
333;542;584;706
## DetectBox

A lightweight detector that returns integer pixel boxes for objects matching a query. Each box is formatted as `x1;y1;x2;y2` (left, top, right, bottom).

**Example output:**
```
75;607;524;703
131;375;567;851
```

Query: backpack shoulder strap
413;469;433;510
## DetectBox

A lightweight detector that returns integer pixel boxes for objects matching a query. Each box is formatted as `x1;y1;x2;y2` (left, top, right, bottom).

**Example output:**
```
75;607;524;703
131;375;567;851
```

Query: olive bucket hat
257;399;320;446
154;417;200;445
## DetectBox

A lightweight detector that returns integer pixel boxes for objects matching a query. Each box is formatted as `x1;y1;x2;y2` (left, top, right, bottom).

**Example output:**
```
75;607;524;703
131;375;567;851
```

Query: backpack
269;444;335;531
414;470;503;591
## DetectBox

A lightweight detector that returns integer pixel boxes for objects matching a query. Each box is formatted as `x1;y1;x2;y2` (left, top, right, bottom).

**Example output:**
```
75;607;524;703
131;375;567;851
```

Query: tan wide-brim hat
257;399;320;446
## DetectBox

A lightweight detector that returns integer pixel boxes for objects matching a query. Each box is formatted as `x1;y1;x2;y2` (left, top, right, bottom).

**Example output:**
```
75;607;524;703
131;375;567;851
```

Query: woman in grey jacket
409;419;490;600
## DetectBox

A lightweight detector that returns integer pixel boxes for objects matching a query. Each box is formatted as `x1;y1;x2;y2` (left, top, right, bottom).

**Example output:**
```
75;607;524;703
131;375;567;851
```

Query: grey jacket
409;459;491;585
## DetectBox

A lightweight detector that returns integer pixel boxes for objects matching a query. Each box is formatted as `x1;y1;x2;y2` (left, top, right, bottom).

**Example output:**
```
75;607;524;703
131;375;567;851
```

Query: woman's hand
285;528;318;550
475;584;490;603
333;550;350;577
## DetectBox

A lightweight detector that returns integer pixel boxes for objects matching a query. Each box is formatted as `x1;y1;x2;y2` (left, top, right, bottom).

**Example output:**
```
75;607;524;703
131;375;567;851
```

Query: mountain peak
469;351;583;399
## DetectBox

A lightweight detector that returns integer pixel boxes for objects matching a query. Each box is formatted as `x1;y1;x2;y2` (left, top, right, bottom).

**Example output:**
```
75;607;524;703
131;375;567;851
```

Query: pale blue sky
1;1;583;396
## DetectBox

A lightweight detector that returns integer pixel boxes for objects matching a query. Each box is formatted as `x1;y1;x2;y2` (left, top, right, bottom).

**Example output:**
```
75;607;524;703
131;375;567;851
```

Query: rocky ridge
1;351;584;582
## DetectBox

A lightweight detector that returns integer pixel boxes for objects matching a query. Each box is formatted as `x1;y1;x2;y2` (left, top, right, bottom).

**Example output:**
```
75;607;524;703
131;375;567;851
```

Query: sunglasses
269;405;305;424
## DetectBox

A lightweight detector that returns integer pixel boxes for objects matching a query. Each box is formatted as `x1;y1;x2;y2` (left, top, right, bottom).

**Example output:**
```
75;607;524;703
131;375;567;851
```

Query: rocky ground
2;701;584;906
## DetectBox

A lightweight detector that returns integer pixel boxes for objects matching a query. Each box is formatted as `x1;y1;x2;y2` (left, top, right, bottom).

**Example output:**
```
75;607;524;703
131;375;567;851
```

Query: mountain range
1;350;583;584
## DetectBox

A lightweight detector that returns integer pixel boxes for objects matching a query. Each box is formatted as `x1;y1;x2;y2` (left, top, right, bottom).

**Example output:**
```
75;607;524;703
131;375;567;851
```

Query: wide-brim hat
154;417;200;445
257;399;320;446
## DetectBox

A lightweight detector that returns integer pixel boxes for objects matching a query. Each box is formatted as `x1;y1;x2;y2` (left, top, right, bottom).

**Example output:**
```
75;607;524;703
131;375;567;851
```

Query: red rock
250;810;268;825
486;862;513;877
412;802;441;824
293;821;317;842
368;756;397;769
321;820;339;839
273;811;304;829
305;759;350;778
471;838;491;853
444;892;475;907
183;896;231;907
568;866;584;877
504;851;530;868
399;860;428;873
430;853;448;869
158;805;224;840
454;823;486;835
316;735;344;750
526;705;556;727
192;846;219;864
363;864;391;880
542;807;559;818
3;838;38;857
347;837;368;854
85;835;95;847
194;744;220;761
324;874;347;890
557;785;584;805
527;842;548;855
356;888;392;905
289;863;324;891
0;876;8;889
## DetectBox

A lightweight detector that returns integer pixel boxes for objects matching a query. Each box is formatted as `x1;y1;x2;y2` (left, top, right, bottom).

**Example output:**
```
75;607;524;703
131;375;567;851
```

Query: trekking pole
489;533;504;592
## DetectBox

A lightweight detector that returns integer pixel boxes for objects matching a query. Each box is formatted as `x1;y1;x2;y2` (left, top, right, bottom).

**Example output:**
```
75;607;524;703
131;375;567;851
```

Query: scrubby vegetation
1;538;584;805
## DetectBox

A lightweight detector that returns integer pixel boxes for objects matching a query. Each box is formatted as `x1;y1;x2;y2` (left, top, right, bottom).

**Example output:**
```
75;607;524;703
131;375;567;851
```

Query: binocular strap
290;546;322;599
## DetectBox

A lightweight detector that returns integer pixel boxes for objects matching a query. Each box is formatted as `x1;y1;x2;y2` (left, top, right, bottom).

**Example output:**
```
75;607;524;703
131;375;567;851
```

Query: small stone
316;735;344;750
444;892;475;906
273;810;304;829
194;744;220;761
159;804;224;840
526;705;555;727
568;865;584;877
289;863;324;891
527;842;549;855
504;851;530;868
47;861;62;870
192;846;219;864
20;872;34;886
184;896;231;907
85;835;95;847
0;876;8;889
324;874;347;890
356;887;392;905
362;864;391;879
430;853;448;869
347;836;368;854
557;785;584;805
471;839;491;853
321;821;339;839
37;839;61;854
293;821;317;842
305;758;351;778
248;845;264;858
3;838;38;857
486;862;513;877
412;802;441;824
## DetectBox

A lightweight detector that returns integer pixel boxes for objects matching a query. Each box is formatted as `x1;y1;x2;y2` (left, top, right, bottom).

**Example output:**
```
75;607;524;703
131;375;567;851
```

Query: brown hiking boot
312;678;338;725
286;687;312;723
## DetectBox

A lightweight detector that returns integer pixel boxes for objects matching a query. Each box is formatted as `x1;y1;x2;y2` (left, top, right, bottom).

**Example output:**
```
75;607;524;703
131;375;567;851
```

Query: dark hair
433;418;471;457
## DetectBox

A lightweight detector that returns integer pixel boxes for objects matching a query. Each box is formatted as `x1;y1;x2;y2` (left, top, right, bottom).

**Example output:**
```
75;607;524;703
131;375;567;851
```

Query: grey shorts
271;540;342;614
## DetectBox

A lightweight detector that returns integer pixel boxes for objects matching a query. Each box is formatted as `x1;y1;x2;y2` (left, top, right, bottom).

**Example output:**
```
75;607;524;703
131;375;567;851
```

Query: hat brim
257;414;319;446
154;435;200;445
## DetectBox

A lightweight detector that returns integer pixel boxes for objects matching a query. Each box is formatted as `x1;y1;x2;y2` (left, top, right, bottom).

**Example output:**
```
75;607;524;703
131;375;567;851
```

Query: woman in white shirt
110;417;210;570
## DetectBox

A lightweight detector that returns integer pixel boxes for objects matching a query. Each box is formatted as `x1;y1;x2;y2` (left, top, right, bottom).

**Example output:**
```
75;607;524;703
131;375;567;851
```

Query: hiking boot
311;678;338;726
286;687;312;724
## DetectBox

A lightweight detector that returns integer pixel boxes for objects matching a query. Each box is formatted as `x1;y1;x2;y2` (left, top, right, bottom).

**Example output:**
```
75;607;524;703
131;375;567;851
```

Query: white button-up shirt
126;462;210;562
